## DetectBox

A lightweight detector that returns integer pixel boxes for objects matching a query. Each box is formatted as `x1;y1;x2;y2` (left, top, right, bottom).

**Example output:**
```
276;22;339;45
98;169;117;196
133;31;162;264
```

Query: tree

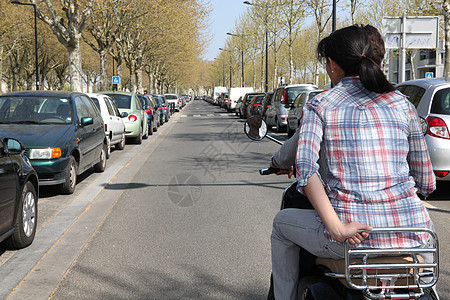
30;0;94;91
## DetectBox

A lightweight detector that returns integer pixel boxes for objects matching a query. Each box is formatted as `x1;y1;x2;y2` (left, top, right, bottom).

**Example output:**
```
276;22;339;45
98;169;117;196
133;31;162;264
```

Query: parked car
396;78;450;181
153;94;170;122
137;94;159;135
165;94;181;111
100;91;148;144
0;137;38;249
286;89;324;137
265;84;318;132
260;92;274;117
247;94;266;117
240;92;265;119
228;87;254;112
87;93;126;157
0;91;107;194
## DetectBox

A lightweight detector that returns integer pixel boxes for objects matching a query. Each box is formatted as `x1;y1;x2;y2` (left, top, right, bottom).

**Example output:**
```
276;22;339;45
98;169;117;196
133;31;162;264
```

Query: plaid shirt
296;77;435;248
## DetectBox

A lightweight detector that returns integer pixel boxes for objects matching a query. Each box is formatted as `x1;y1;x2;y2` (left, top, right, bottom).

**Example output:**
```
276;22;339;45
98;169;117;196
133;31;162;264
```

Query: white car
164;94;181;111
87;93;126;158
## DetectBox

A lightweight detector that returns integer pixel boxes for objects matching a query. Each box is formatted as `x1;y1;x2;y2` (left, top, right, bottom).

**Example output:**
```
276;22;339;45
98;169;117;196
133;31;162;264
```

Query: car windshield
165;95;177;100
286;87;310;104
0;95;72;124
431;88;450;115
106;94;131;109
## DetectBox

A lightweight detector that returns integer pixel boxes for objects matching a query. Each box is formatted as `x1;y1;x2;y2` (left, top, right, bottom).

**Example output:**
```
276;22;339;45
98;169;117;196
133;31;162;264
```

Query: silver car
265;84;317;133
286;89;323;137
397;78;450;181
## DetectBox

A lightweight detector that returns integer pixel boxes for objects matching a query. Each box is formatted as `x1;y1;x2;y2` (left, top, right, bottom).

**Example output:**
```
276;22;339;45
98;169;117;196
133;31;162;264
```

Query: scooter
244;116;439;300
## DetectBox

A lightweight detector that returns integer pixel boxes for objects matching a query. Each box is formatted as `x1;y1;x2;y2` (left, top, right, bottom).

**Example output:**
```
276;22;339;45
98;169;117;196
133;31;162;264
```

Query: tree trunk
444;0;450;77
136;68;142;92
99;50;108;91
68;39;83;92
0;45;3;94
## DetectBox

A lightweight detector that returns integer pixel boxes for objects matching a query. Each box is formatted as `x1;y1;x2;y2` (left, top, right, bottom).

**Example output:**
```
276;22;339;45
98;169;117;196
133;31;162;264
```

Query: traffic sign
426;72;434;78
112;76;120;84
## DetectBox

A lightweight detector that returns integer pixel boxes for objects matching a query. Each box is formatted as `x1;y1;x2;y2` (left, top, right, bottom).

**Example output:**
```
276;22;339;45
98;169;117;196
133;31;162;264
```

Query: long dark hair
317;25;394;94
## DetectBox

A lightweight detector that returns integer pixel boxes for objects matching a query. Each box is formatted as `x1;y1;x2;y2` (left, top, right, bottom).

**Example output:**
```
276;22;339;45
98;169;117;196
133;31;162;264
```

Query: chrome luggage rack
325;228;439;299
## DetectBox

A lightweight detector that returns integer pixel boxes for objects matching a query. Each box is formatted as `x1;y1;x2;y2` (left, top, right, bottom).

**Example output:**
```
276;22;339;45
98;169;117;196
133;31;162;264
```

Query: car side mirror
80;117;94;126
121;112;129;118
4;138;24;155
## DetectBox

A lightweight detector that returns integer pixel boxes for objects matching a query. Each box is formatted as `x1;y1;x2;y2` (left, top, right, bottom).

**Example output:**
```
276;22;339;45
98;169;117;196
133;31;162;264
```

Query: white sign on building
382;15;439;83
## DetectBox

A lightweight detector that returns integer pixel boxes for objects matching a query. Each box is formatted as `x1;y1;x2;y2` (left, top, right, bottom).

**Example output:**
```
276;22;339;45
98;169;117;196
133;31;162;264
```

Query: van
227;87;254;112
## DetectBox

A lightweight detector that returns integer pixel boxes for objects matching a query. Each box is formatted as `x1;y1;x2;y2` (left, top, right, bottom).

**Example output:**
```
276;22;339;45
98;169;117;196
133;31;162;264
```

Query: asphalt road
0;100;448;299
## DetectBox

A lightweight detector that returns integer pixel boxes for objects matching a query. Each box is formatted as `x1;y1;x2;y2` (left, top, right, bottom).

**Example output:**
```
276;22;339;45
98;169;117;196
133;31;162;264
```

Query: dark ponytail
317;25;395;94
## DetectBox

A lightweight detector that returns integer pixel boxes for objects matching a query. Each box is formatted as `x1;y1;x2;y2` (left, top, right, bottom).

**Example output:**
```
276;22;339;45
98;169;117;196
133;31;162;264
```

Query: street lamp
227;32;245;87
219;48;233;88
244;1;268;92
11;0;40;90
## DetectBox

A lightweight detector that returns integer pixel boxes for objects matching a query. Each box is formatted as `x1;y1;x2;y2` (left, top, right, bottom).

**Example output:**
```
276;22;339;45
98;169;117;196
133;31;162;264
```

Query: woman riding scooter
270;25;436;299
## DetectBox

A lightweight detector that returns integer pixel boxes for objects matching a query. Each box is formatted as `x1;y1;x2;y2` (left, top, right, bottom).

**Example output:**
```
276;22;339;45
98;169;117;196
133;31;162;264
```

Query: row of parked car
209;77;450;184
0;90;187;249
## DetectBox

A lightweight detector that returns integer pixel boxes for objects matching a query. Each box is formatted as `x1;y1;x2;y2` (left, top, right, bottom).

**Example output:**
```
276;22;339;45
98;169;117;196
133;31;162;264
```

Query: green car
0;91;107;194
99;91;148;144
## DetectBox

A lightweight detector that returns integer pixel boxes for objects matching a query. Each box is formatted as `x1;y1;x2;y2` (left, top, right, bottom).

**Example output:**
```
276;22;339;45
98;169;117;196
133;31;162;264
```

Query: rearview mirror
4;138;24;155
80;117;94;126
244;116;268;141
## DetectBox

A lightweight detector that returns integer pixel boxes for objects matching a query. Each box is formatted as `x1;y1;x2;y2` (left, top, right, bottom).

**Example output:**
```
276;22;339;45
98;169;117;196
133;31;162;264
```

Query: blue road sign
112;76;120;84
425;72;433;78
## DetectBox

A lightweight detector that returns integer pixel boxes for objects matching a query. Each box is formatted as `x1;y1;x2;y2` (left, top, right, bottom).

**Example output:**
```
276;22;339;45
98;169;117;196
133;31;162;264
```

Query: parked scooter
244;116;439;300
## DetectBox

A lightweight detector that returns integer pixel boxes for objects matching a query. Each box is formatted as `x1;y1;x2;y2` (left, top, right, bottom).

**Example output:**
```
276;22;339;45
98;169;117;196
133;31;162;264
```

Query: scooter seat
316;255;424;288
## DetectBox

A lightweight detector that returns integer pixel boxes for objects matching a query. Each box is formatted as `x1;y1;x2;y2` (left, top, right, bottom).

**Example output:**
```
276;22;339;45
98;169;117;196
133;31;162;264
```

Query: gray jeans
271;208;343;300
271;208;439;300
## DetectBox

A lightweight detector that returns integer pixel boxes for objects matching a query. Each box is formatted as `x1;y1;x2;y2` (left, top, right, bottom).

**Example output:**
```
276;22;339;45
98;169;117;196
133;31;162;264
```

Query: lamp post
11;0;40;90
226;32;245;87
244;1;268;92
219;48;233;88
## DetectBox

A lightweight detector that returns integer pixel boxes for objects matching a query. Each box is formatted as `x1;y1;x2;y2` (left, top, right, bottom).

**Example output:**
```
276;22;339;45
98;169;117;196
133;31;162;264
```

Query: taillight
281;90;286;104
145;108;152;115
128;115;138;122
158;107;162;110
434;170;449;178
253;103;259;107
164;107;167;110
426;116;450;139
104;124;107;131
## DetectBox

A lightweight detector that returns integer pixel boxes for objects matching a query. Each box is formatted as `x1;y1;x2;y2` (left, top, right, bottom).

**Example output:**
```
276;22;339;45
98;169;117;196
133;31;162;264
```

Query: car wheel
94;144;107;172
116;132;126;150
4;181;37;249
106;136;111;159
165;115;169;122
134;131;143;144
61;155;77;194
148;125;153;135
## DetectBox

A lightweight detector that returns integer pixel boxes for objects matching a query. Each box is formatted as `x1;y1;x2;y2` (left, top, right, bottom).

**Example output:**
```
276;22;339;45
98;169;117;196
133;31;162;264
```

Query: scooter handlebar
259;167;281;175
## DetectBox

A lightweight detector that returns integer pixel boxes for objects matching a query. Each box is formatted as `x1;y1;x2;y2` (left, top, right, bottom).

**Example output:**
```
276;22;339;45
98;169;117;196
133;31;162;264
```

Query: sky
203;0;249;62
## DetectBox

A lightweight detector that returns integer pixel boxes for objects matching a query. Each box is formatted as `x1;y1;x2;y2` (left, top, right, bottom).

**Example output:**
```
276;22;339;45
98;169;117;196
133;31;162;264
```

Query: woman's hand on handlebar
270;163;295;179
